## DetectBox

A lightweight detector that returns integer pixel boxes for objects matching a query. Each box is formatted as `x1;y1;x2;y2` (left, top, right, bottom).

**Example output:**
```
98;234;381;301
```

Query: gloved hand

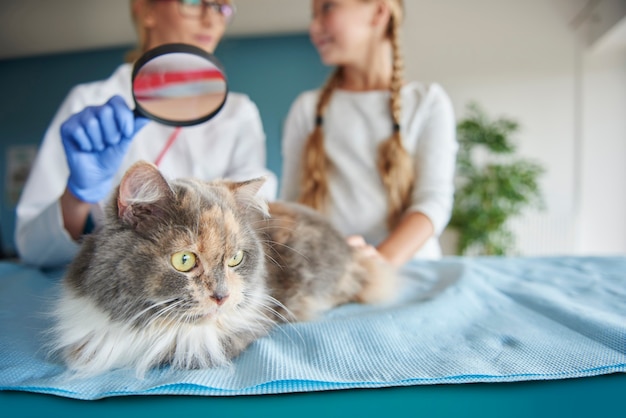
61;95;149;203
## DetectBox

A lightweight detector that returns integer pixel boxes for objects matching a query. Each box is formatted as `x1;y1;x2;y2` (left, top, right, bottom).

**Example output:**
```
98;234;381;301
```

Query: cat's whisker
243;301;303;344
143;299;186;329
255;234;310;261
181;311;200;325
256;301;290;324
156;301;185;322
238;289;301;341
233;305;274;338
243;288;287;318
261;294;299;323
249;220;297;234
255;236;310;267
251;224;296;234
261;250;284;271
259;309;305;345
129;298;179;325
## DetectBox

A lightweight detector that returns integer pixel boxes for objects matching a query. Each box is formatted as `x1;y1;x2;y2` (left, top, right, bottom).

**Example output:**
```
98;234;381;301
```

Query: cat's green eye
227;250;244;268
171;251;197;272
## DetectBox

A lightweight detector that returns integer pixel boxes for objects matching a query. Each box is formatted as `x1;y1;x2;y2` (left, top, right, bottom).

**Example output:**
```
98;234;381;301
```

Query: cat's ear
225;177;269;217
117;160;175;226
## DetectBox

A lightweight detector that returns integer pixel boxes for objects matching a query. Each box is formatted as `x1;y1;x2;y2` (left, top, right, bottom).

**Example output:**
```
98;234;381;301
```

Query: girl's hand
346;235;385;261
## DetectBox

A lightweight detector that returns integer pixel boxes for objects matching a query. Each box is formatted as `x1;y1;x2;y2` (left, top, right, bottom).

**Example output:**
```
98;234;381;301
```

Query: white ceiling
0;0;623;60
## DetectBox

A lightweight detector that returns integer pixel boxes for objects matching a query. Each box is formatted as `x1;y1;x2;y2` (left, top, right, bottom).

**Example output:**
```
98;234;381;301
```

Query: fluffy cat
50;161;396;377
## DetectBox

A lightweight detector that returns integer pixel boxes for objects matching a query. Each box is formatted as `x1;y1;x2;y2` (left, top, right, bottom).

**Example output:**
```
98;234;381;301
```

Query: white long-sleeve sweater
280;82;458;259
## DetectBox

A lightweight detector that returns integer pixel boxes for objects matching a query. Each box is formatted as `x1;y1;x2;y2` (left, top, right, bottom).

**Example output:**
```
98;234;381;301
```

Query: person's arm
15;93;147;268
60;187;92;240
377;84;459;264
376;212;434;266
15;86;87;267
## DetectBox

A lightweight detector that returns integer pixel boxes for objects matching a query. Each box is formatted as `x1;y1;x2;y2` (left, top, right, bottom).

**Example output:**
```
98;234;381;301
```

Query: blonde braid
376;2;415;229
298;68;343;210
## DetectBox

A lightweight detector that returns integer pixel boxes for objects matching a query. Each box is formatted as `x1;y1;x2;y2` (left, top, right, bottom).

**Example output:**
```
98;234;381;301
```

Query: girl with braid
280;0;458;266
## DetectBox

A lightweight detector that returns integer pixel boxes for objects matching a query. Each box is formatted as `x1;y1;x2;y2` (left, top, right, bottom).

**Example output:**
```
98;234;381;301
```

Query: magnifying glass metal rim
132;43;229;127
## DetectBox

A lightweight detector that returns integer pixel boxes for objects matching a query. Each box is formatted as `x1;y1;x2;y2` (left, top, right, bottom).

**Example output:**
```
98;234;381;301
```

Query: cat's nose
211;293;230;306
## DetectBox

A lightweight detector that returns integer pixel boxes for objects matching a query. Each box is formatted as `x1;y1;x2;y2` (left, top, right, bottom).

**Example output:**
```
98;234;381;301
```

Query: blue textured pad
1;256;624;400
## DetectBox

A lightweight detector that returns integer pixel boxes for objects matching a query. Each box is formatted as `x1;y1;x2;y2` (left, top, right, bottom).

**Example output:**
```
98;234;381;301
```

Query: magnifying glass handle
133;107;146;120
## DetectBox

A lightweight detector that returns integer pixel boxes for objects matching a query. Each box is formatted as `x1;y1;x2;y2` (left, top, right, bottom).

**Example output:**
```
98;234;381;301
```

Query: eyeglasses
157;0;237;22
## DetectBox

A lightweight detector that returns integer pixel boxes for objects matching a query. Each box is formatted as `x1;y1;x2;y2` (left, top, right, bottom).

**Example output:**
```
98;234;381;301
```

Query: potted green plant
448;102;545;256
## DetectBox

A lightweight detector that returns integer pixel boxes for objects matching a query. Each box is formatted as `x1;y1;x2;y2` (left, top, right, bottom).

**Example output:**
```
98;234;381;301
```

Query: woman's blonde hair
298;0;413;229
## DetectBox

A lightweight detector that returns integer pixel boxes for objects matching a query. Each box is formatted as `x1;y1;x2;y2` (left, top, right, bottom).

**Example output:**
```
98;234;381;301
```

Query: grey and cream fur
51;161;396;376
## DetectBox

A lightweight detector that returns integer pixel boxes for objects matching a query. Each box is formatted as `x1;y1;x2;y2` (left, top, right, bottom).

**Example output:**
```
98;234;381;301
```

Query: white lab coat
281;82;458;259
15;63;277;268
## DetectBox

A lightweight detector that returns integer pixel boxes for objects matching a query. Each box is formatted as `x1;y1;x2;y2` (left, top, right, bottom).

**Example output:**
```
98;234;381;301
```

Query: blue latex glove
61;95;149;203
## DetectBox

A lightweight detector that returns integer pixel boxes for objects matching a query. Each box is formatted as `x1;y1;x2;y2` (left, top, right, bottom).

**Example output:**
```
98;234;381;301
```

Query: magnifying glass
132;43;228;127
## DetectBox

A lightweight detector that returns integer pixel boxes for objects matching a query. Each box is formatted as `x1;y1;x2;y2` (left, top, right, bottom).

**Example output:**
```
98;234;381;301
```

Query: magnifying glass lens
132;44;228;127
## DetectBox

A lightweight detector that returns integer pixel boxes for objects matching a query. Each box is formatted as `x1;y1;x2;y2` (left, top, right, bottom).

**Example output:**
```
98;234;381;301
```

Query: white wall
401;0;626;256
579;49;626;254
